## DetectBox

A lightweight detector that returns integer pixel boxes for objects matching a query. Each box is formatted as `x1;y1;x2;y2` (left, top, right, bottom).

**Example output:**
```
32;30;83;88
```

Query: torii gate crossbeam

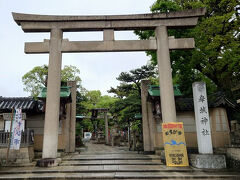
12;8;205;159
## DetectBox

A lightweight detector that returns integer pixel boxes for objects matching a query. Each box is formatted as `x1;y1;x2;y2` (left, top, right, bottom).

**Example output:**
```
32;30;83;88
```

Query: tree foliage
22;65;82;97
109;65;156;131
109;65;156;98
135;0;240;97
61;65;81;83
79;90;117;110
22;65;48;98
76;90;117;134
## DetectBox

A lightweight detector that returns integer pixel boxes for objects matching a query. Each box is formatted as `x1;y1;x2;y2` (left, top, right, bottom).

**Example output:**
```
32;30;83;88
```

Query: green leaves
61;65;81;83
135;0;240;98
151;0;182;13
22;65;82;97
22;65;48;97
109;65;156;130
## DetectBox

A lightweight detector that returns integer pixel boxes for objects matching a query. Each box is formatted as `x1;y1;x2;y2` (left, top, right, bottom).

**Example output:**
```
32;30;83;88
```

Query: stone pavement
0;142;240;179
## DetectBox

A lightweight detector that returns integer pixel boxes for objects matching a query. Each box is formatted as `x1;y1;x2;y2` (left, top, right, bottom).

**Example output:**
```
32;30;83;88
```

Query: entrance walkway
0;142;240;179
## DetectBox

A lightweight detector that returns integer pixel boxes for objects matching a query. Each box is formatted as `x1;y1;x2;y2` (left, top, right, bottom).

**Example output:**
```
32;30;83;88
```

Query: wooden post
104;112;109;145
6;108;14;164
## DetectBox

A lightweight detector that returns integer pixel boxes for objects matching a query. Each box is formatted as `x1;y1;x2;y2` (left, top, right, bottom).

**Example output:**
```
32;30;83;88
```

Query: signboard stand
162;122;189;166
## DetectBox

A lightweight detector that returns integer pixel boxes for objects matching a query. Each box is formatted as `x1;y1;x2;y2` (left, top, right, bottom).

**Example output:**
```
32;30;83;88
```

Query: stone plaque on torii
12;8;205;159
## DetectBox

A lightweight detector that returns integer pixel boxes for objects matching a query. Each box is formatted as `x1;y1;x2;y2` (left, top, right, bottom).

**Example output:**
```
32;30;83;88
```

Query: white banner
10;108;24;150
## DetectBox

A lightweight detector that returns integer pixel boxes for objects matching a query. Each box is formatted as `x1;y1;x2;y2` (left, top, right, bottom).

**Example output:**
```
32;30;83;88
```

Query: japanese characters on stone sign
162;122;189;166
10;108;24;150
192;82;213;154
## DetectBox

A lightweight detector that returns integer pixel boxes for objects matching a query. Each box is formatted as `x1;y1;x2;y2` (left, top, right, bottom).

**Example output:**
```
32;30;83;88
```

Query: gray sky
0;0;156;97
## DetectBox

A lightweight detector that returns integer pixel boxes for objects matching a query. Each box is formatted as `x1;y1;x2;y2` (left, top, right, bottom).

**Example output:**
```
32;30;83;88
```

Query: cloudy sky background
0;0;156;97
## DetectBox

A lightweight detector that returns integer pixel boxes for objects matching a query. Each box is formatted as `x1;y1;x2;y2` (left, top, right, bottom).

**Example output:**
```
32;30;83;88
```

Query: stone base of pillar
36;158;61;167
189;154;226;169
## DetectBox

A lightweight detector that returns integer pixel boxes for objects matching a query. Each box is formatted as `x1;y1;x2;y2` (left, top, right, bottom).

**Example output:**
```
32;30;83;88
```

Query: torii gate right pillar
155;26;177;123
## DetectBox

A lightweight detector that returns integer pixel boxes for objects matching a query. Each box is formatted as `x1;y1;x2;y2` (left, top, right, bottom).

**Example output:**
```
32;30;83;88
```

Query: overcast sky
0;0;156;97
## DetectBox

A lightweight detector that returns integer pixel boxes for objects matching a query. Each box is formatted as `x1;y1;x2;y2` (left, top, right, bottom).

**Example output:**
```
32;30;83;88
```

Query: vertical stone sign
162;122;189;166
192;82;213;154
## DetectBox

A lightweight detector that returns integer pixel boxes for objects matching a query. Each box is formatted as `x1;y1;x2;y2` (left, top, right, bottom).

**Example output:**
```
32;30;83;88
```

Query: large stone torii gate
13;8;205;159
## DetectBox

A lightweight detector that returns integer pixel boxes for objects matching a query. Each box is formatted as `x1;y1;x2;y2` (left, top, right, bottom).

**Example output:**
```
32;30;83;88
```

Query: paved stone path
80;142;131;154
0;142;240;179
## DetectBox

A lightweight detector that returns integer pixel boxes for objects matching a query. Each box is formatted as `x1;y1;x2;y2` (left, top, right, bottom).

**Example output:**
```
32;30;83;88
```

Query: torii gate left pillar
43;28;63;158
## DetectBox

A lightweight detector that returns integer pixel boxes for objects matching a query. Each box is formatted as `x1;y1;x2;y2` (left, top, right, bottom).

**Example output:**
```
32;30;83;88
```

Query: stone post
64;103;71;152
67;81;77;153
192;82;213;154
104;112;109;145
141;80;152;151
155;26;177;123
147;101;155;151
42;28;63;158
190;83;226;169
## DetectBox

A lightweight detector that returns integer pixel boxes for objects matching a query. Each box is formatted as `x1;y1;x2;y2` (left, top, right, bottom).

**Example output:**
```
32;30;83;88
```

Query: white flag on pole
10;108;23;150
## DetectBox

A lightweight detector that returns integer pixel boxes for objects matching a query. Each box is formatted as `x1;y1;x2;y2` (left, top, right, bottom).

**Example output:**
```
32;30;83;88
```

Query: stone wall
26;114;62;135
26;113;65;151
226;147;240;169
34;129;65;151
154;108;230;149
0;146;34;164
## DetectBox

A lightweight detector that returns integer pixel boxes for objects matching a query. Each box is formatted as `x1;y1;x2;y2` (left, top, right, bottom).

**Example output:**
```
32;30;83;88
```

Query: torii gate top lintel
12;8;206;32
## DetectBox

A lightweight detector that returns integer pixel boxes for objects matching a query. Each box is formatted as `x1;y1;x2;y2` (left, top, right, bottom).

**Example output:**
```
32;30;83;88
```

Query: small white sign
5;120;25;132
5;121;11;132
192;82;213;154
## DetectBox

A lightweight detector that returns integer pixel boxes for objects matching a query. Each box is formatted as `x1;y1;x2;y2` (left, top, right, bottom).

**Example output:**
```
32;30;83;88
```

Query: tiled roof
0;97;41;111
149;92;240;111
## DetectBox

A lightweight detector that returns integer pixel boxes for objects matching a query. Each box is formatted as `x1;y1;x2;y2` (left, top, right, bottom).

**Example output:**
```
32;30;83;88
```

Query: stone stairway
0;142;240;179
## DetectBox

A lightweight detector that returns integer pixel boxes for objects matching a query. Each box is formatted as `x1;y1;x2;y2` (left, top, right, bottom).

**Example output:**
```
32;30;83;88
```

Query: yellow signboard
162;122;189;166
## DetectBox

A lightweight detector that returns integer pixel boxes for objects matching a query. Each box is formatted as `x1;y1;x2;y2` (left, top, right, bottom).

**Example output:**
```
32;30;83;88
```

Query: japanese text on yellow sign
162;122;189;166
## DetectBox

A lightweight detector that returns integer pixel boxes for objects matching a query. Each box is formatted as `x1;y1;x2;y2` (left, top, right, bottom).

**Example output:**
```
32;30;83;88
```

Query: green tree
135;0;240;97
109;64;156;98
22;65;82;97
109;65;156;131
80;90;117;111
97;95;118;109
61;65;81;83
81;90;102;109
22;65;48;98
77;90;117;135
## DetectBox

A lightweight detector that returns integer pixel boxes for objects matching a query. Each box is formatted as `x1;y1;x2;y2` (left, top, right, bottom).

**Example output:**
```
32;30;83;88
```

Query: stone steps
64;154;161;161
0;171;240;179
60;160;163;166
1;142;240;179
0;165;193;174
0;164;240;179
64;157;161;161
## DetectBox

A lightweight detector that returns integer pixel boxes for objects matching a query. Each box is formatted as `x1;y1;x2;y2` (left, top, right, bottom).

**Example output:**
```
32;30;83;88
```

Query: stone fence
0;129;34;147
0;129;34;164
